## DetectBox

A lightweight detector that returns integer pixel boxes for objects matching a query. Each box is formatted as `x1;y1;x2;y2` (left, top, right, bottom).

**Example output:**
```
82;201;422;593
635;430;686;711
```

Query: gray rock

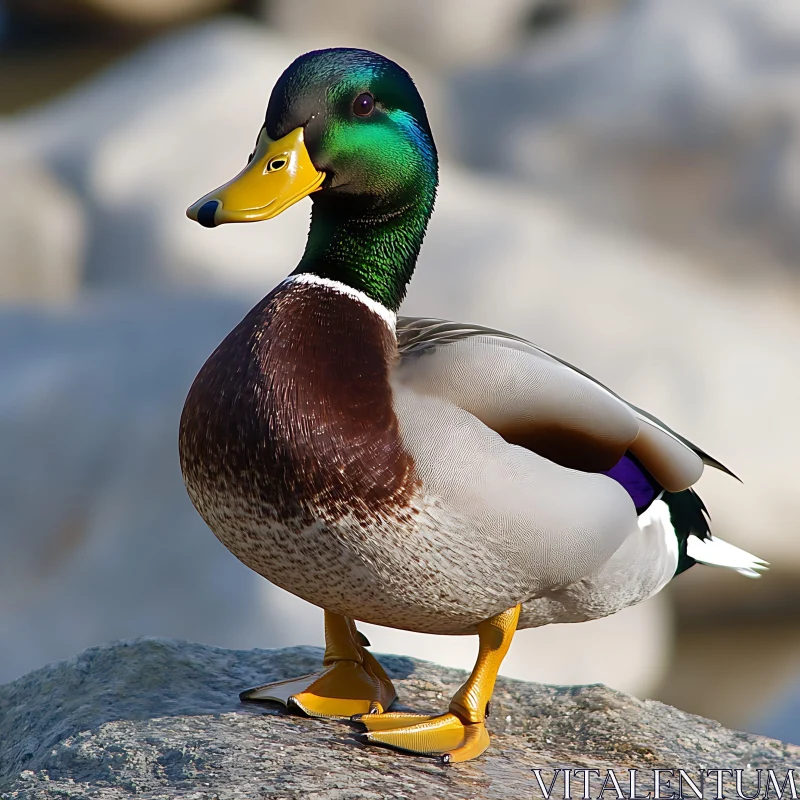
5;0;233;26
266;0;534;68
1;639;797;799
0;133;85;304
755;680;800;747
452;0;800;271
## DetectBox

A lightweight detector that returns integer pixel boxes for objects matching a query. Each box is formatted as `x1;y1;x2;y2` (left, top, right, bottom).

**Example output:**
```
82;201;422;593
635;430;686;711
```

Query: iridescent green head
268;48;437;209
188;48;439;311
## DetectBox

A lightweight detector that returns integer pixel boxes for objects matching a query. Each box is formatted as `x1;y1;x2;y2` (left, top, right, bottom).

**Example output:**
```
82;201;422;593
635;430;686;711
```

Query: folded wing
395;317;730;493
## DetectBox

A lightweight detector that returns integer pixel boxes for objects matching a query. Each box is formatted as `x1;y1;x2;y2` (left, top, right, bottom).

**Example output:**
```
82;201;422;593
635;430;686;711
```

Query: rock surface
1;639;797;800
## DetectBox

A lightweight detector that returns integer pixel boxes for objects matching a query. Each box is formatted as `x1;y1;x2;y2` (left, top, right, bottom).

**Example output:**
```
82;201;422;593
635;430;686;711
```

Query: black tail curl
662;489;711;576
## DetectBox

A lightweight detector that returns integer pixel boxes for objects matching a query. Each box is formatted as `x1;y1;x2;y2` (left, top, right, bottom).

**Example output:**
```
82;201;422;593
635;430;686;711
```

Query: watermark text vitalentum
530;768;798;800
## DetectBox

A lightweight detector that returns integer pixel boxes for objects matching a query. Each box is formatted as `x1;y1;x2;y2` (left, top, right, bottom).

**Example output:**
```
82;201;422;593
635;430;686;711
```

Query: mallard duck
180;48;767;763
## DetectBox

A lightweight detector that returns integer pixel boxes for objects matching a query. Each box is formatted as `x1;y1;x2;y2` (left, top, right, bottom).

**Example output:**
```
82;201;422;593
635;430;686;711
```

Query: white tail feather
686;534;769;578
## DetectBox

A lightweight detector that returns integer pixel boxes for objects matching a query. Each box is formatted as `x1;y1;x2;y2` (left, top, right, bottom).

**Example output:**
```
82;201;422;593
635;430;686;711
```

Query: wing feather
396;316;729;490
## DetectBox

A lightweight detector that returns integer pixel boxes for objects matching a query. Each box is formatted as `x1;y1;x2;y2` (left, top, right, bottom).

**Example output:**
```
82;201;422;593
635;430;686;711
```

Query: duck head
187;48;438;310
187;47;437;226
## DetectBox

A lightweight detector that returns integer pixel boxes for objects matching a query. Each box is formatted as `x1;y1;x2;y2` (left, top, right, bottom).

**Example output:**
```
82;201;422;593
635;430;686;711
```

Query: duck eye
267;155;289;172
353;92;375;117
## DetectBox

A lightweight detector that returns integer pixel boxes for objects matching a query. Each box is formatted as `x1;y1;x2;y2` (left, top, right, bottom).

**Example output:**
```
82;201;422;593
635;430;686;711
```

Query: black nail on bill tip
197;200;220;228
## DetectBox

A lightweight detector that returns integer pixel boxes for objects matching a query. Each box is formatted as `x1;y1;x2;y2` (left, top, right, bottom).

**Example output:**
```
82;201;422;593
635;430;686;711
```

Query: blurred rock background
0;0;798;745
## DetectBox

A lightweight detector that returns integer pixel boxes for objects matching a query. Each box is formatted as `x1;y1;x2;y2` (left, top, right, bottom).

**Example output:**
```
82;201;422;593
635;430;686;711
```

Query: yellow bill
187;127;325;228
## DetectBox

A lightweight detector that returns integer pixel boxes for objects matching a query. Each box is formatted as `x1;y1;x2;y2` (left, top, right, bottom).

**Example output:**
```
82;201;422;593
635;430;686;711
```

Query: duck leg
355;604;520;763
240;611;396;718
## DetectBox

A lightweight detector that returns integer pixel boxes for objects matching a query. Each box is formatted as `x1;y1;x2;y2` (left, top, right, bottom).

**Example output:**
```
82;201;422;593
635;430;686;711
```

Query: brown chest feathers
179;279;419;526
